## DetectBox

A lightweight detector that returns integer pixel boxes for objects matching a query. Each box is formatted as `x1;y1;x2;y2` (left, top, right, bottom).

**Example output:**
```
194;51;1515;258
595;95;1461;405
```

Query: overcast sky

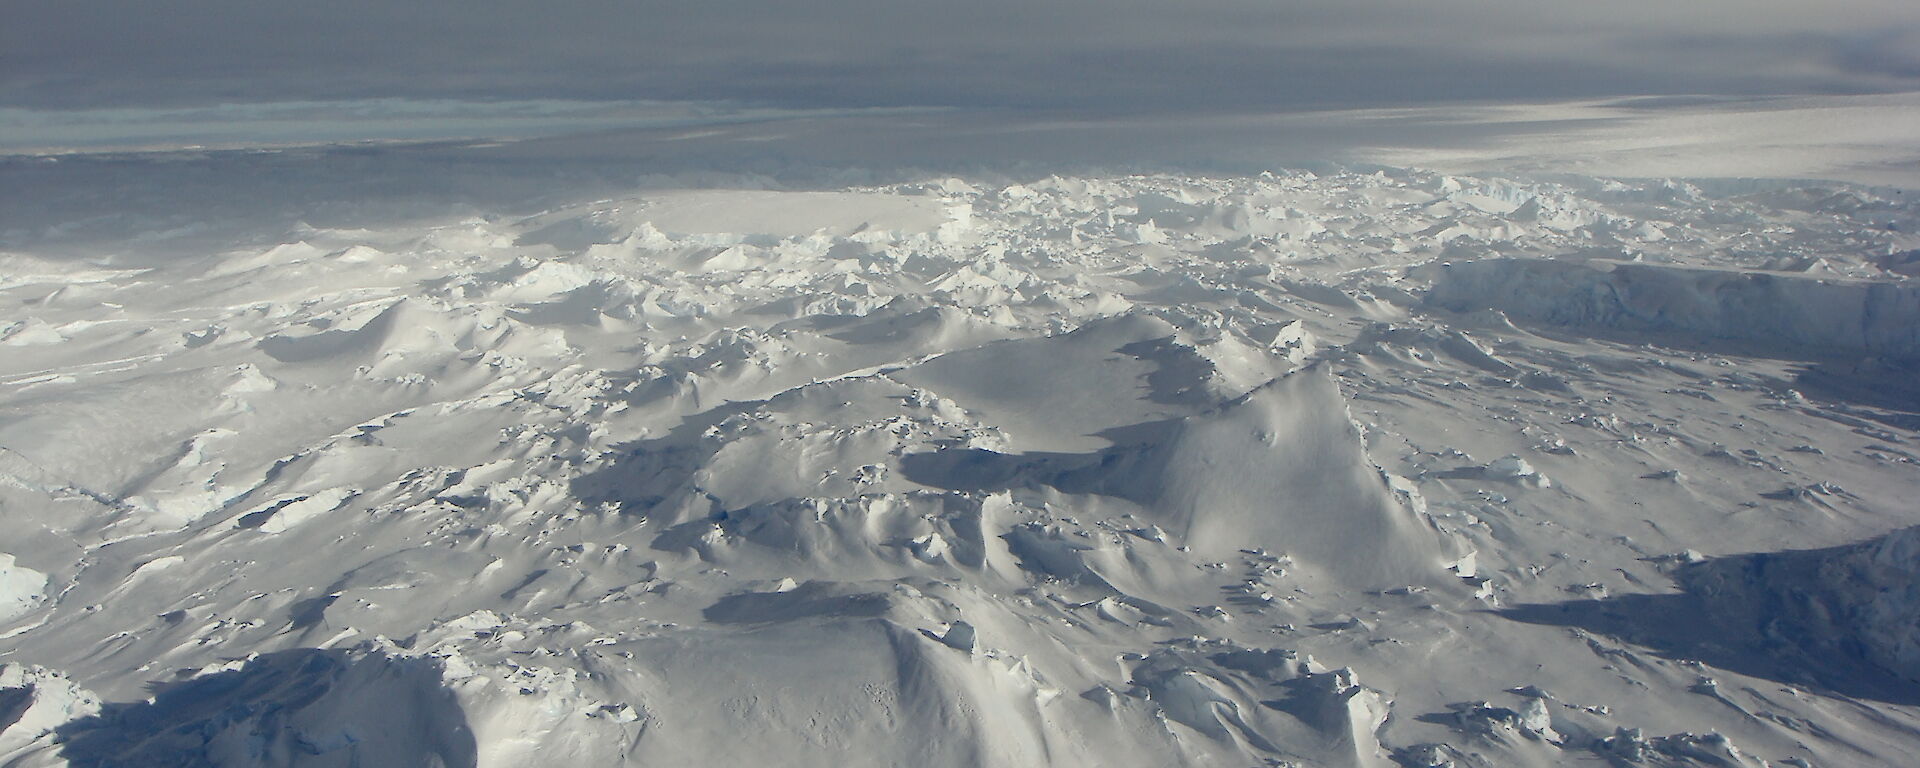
7;1;1919;114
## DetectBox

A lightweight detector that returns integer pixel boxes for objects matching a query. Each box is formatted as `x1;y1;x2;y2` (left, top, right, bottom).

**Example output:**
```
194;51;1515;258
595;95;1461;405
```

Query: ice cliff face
1;168;1917;767
1426;258;1920;360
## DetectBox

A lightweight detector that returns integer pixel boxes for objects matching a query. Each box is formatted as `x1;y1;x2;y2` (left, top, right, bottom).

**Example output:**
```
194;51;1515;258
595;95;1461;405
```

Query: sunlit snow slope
2;168;1919;767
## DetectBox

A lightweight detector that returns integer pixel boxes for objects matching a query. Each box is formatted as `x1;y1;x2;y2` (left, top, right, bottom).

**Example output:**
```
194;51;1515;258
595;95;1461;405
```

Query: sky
4;1;1920;162
7;1;1918;112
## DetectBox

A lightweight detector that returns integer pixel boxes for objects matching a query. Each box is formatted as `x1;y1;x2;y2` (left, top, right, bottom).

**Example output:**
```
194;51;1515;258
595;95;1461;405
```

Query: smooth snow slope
0;168;1918;767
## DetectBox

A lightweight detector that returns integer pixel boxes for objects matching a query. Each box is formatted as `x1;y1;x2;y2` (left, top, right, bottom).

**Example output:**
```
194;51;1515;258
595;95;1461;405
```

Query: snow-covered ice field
2;118;1920;767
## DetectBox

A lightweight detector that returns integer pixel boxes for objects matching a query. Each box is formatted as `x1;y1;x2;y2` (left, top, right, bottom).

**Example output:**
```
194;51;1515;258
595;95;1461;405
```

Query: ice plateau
0;165;1918;767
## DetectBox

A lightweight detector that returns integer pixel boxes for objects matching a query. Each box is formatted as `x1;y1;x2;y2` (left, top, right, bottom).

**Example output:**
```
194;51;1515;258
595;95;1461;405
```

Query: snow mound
1070;364;1458;590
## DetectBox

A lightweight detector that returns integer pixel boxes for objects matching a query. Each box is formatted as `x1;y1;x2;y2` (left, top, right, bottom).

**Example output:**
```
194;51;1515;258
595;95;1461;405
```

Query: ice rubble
0;168;1916;767
0;556;49;625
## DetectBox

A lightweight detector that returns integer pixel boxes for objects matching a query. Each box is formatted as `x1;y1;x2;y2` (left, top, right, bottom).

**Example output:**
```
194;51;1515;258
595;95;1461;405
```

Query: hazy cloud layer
7;1;1919;112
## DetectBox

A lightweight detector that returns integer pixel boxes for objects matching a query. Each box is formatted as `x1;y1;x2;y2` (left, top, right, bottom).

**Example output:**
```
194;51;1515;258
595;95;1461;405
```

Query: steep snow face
1;170;1918;767
1850;528;1920;681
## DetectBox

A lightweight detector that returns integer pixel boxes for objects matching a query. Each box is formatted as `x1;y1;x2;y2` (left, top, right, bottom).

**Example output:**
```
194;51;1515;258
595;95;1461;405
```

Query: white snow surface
0;168;1918;767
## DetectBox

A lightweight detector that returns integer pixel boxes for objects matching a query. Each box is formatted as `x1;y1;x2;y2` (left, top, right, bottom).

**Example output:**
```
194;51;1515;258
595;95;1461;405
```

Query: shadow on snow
56;649;475;768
